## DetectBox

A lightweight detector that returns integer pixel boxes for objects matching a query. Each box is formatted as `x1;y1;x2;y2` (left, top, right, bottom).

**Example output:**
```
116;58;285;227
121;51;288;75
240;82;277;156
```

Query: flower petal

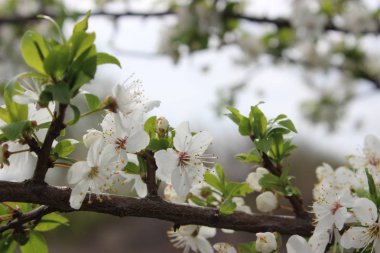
69;180;90;209
352;198;378;226
187;131;213;155
67;161;91;185
196;237;214;253
155;149;178;183
199;227;216;239
173;122;191;152
364;134;380;161
125;129;150;153
171;167;193;196
309;231;329;253
286;235;311;253
340;226;370;249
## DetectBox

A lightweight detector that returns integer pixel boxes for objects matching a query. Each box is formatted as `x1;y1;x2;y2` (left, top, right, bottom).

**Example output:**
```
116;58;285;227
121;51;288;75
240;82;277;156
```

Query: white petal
286;235;311;253
199;227;216;239
334;207;349;231
196;237;214;253
375;239;380;253
187;131;213;155
173;122;191;152
67;161;91;185
155;149;178;183
171;167;193;196
143;100;161;112
340;227;370;249
309;231;329;253
364;134;380;160
98;144;118;169
125;129;150;153
69;180;90;209
314;214;333;233
133;176;147;198
352;198;378;226
87;139;103;167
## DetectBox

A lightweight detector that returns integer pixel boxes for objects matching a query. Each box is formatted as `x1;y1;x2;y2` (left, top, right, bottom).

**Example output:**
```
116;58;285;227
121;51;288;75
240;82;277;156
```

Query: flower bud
255;232;277;253
315;163;333;182
246;167;269;192
256;191;278;213
213;243;237;253
156;116;169;137
83;129;103;148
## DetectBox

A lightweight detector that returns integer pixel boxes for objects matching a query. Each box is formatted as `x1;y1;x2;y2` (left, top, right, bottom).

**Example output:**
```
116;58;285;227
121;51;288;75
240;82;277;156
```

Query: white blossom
167;225;216;253
154;122;214;196
341;2;377;34
111;80;160;115
256;191;278;213
67;139;118;209
286;232;329;253
213;243;237;253
340;198;380;252
313;188;354;232
255;232;277;253
246;167;269;192
83;129;103;148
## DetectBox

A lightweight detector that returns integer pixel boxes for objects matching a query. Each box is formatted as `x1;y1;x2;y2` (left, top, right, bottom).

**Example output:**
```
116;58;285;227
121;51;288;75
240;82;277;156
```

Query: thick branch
32;104;67;182
0;180;313;236
0;206;54;233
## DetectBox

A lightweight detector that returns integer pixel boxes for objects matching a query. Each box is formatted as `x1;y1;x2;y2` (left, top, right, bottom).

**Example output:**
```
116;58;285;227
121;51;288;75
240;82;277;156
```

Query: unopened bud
246;167;269;192
83;129;103;148
0;143;10;168
255;232;277;253
256;191;278;213
156;117;169;137
213;243;237;253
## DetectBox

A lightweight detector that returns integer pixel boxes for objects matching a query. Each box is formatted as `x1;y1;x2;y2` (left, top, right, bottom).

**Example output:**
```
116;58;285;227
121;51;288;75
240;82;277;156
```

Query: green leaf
366;169;379;206
40;84;71;104
255;138;272;153
237;242;257;253
220;198;237;215
68;105;81;125
259;173;284;193
144;116;157;138
73;11;91;33
53;139;78;157
204;171;223;192
0;107;11;123
124;162;140;174
84;93;101;111
34;212;69;232
238;117;251;136
21;31;49;73
215;164;226;185
69;32;95;61
225;106;243;125
250;105;267;138
1;121;30;141
146;138;169;152
0;234;17;253
43;45;71;80
4;83;29;122
278;119;297;133
225;182;252;197
96;53;121;68
189;195;206;207
235;153;261;163
20;231;48;253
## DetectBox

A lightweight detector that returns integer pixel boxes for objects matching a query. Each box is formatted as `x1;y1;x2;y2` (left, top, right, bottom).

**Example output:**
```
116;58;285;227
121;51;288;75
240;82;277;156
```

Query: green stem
9;149;30;155
66;105;107;125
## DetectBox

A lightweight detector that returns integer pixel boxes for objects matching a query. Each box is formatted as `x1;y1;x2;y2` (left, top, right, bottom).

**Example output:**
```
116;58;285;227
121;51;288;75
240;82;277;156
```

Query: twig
0;206;54;233
0;180;313;236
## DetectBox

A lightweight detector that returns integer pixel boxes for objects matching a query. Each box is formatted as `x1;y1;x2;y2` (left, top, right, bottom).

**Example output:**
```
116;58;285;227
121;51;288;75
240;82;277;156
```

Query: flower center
368;223;380;238
115;137;127;150
330;201;343;215
89;166;99;179
178;152;191;167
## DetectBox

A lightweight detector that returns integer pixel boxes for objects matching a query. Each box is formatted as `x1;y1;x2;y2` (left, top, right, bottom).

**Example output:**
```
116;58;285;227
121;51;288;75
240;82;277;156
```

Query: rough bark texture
0;180;313;236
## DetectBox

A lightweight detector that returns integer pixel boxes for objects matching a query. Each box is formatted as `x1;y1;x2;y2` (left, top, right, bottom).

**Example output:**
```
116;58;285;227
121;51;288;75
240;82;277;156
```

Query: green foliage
34;213;69;232
237;242;257;253
53;139;79;157
84;93;101;111
259;168;300;197
144;116;173;152
20;231;48;253
124;162;141;174
203;164;252;214
21;31;49;74
365;169;380;207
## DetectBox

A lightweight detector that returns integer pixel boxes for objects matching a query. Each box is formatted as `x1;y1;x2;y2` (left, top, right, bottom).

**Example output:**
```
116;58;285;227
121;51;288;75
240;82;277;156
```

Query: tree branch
0;206;54;233
0;180;313;236
32;104;67;182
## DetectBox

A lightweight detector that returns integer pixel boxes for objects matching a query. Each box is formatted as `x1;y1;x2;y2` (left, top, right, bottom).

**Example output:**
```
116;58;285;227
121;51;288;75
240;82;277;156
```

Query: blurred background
1;0;380;252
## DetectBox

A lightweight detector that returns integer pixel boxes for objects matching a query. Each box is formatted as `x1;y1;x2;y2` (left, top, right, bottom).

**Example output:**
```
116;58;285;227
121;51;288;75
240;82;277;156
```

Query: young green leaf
34;212;69;232
278;119;297;133
1;121;30;141
96;52;121;68
124;162;140;174
73;11;91;33
53;139;79;157
21;31;50;73
43;45;71;80
84;93;101;111
20;231;48;253
238;117;251;136
204;171;224;192
235;153;261;163
220;198;237;215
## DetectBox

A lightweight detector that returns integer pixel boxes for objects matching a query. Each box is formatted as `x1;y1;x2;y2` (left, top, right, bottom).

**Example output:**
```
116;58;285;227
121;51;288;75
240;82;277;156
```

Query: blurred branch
0;206;54;233
0;10;379;35
0;180;313;236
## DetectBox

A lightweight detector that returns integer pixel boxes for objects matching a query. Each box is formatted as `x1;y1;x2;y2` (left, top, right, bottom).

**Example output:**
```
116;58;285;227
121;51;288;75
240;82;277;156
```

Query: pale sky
62;0;380;160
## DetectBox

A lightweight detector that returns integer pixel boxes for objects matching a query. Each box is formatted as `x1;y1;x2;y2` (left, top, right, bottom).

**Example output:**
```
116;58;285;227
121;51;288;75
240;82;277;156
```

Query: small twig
0;205;54;233
140;150;159;197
